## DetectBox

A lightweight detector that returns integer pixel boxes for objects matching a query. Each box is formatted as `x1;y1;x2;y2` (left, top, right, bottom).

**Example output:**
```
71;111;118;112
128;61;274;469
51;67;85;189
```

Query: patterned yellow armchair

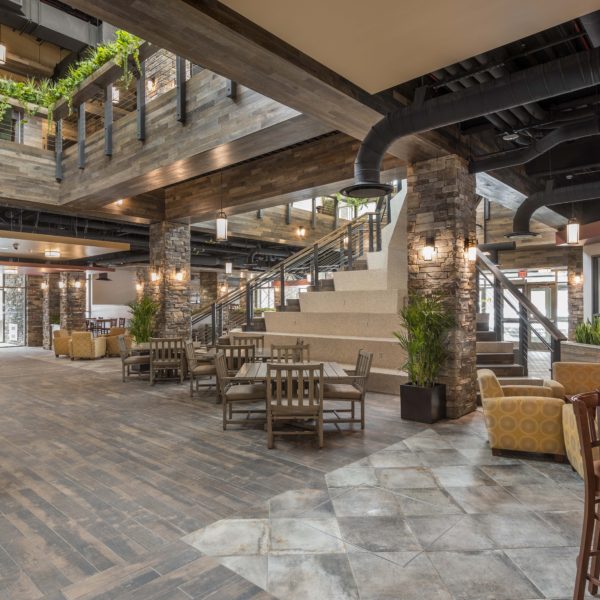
553;362;600;477
53;329;70;357
477;369;566;460
69;332;106;360
103;327;131;357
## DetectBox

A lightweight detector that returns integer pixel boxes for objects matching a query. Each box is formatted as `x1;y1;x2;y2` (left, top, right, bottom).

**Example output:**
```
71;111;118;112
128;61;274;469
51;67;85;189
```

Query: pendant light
225;261;232;274
566;218;580;245
0;26;6;65
216;170;228;241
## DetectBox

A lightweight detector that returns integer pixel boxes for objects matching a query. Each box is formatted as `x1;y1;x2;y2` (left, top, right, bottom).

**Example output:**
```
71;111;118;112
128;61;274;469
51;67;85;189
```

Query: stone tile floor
0;348;589;599
184;427;587;600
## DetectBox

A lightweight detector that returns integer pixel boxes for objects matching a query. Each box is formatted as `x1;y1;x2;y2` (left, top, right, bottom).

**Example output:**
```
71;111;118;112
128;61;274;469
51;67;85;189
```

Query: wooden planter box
561;341;600;363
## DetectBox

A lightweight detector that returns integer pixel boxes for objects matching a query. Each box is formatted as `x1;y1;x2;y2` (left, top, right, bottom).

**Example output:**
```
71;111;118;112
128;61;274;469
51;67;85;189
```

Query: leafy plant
394;293;455;388
575;317;600;345
0;30;142;125
49;314;60;325
332;192;371;209
127;295;159;343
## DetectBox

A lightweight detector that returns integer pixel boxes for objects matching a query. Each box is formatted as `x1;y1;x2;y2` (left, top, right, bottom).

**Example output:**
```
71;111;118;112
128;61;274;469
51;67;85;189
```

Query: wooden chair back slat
231;334;264;350
267;363;323;411
271;344;310;363
117;335;130;360
355;350;374;391
573;391;600;491
217;343;255;372
150;338;184;362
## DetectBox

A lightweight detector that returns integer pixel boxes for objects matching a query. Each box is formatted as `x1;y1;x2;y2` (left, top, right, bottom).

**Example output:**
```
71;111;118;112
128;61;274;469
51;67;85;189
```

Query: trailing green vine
0;29;142;126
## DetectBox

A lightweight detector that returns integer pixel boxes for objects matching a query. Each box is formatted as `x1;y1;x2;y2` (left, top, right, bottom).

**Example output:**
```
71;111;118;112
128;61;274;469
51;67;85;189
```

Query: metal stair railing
476;249;566;375
192;195;393;343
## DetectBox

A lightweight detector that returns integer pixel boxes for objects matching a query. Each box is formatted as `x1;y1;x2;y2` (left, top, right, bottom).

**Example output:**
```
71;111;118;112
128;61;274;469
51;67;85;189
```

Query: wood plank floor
0;348;427;599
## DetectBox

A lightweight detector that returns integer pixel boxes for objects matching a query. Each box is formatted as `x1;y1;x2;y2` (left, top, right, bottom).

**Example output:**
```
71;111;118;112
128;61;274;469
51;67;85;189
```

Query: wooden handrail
476;249;566;341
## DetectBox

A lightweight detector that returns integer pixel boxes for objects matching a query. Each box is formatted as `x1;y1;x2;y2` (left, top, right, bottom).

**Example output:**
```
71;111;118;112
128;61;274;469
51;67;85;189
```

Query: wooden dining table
234;361;352;383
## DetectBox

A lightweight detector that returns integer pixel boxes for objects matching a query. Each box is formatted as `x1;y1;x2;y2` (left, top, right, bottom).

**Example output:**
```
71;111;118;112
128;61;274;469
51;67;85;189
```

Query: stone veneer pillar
148;221;191;339
26;275;44;346
406;155;478;418
43;273;60;348
567;247;584;341
59;272;86;332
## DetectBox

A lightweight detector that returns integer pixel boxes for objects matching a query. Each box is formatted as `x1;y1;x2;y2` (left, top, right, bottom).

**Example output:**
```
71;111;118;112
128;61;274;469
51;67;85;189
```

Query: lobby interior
3;1;600;599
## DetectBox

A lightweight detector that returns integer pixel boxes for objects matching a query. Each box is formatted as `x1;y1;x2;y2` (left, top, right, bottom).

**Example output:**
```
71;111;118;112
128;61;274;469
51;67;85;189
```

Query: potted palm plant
127;295;159;343
394;292;455;423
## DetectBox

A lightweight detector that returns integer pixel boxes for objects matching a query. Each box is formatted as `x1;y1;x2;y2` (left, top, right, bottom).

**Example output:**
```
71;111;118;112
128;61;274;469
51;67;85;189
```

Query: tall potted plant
394;292;455;423
127;296;159;344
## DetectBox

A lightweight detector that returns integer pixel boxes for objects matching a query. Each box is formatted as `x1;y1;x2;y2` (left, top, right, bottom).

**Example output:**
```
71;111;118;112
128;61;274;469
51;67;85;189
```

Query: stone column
198;271;218;312
59;272;86;332
567;247;584;341
406;155;478;418
148;221;191;338
26;275;44;346
43;273;60;348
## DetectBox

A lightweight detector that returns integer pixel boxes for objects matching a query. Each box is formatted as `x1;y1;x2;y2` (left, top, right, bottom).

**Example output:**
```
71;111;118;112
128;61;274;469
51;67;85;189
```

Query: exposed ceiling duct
345;46;600;198
508;180;600;237
469;116;600;173
581;11;600;48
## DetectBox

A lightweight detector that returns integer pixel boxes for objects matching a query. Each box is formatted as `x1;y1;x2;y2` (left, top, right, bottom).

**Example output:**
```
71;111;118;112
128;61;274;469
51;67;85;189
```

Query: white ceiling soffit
222;0;600;93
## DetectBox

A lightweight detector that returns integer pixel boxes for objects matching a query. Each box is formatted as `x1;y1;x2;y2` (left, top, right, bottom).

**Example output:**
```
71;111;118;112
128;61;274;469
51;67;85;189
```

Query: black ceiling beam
525;136;600;177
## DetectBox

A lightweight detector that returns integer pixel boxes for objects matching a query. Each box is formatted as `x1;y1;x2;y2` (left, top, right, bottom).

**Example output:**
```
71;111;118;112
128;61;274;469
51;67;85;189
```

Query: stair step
479;364;525;377
351;259;369;271
476;341;514;353
315;279;335;291
476;331;497;341
477;353;516;365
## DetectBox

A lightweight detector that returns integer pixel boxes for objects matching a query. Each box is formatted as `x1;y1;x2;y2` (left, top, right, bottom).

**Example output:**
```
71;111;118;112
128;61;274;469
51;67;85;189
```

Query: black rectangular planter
400;382;446;424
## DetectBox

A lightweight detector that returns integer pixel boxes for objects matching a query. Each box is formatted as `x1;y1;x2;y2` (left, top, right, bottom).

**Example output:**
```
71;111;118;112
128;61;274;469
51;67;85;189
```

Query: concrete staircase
476;313;524;377
263;188;409;394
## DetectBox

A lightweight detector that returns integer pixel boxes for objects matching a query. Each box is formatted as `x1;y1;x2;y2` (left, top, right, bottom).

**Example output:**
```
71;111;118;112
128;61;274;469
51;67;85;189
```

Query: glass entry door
528;285;553;348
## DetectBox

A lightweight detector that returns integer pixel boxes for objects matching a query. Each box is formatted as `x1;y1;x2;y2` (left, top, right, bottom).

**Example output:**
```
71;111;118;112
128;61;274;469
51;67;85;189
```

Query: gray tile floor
185;427;587;600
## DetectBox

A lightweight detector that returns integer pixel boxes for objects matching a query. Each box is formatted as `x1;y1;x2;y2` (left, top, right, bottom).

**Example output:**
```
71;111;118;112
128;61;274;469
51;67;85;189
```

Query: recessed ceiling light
44;249;61;258
502;132;520;141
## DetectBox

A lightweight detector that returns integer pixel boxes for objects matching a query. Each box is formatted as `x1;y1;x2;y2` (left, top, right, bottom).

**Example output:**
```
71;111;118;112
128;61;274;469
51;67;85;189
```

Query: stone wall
43;273;60;349
406;155;478;418
196;271;218;313
148;221;191;339
568;247;584;341
26;275;44;346
59;272;86;332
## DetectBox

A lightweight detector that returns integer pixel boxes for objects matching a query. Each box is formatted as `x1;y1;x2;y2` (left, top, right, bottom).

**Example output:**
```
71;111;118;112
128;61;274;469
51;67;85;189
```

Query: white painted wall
90;269;137;321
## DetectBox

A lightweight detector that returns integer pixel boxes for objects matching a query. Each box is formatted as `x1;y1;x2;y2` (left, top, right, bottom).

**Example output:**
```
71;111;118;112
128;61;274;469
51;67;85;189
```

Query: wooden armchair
69;332;106;360
215;351;266;429
231;334;265;351
118;335;149;382
150;338;185;385
324;349;373;429
53;329;70;357
185;341;217;397
271;343;310;363
103;327;131;357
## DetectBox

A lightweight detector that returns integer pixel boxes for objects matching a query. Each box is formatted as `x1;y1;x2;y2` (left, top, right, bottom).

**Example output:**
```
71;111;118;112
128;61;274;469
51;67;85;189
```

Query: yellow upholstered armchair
553;362;600;477
53;329;71;357
477;369;566;460
69;332;106;360
103;327;131;357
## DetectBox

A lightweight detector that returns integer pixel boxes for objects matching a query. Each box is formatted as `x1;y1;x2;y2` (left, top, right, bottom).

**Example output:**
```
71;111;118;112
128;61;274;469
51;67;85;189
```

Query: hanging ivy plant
0;29;142;126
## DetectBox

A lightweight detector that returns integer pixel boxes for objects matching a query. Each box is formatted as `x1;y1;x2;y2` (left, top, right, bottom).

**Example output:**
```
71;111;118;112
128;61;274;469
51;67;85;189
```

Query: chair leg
318;417;324;448
267;414;274;449
361;399;365;430
589;515;600;595
122;364;126;383
222;399;227;430
190;375;194;398
574;496;596;600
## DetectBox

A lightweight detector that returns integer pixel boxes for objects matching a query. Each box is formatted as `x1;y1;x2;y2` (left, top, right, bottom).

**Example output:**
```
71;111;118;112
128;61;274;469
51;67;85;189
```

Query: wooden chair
266;363;324;449
185;341;217;398
117;335;149;382
231;334;264;351
216;343;255;375
572;391;600;599
323;349;373;429
271;343;310;363
215;352;267;430
150;338;185;385
118;317;126;327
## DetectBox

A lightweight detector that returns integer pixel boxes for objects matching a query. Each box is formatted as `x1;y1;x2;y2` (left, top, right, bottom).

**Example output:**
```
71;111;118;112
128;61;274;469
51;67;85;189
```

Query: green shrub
394;292;455;388
575;317;600;345
127;295;159;343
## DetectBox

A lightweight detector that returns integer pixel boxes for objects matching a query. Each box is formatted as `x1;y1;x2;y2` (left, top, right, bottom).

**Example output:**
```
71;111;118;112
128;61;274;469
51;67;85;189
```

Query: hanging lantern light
215;170;228;241
225;261;232;274
566;218;580;245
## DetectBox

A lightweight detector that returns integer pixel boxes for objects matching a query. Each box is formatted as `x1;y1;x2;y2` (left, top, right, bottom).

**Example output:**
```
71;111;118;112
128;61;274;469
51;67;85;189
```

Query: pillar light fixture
74;278;81;289
135;282;143;292
422;236;436;261
40;281;48;290
58;280;65;289
574;274;582;285
566;218;580;245
464;237;477;262
150;270;160;283
297;225;306;239
225;261;232;274
174;267;184;282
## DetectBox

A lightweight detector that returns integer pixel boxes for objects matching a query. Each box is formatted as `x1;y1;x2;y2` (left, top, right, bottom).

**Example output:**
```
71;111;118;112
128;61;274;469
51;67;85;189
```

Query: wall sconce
58;280;65;289
422;236;436;261
174;267;184;282
240;270;246;279
40;281;48;290
220;283;228;295
135;282;143;292
150;270;160;283
112;86;120;104
74;278;81;289
566;218;580;245
574;274;582;285
146;76;156;93
115;199;124;207
225;261;232;274
297;226;306;239
464;237;477;262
